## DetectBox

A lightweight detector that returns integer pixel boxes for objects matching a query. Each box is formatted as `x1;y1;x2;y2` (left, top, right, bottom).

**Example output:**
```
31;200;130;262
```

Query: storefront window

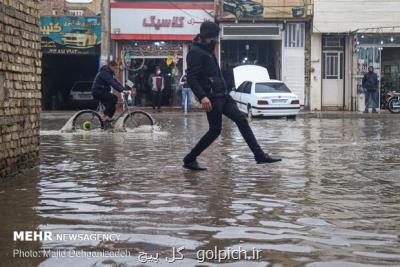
356;33;400;93
381;48;400;92
120;41;183;106
221;39;281;89
358;34;400;46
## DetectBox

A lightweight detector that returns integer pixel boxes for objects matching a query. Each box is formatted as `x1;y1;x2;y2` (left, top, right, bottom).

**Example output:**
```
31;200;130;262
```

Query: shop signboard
111;2;214;40
217;0;306;20
40;16;101;55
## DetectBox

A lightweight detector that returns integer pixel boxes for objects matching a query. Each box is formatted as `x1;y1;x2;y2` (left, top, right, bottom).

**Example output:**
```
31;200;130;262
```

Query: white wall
314;0;400;33
310;33;322;111
282;23;305;105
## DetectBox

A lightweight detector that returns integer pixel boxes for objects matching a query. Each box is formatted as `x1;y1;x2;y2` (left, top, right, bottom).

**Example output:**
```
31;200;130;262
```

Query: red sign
143;16;185;30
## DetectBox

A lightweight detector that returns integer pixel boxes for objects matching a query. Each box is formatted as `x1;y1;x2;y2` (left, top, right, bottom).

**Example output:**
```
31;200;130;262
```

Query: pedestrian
362;65;379;113
91;61;129;121
149;66;164;112
182;21;281;171
180;69;192;112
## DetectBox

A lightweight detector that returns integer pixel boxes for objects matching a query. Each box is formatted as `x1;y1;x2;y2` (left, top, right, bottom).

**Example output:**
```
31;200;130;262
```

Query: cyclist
91;61;129;121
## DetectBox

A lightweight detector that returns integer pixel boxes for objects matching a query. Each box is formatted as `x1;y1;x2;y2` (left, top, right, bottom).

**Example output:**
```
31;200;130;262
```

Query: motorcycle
380;89;396;109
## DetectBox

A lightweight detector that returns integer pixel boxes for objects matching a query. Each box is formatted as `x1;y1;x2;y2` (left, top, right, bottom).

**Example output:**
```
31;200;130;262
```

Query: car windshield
255;82;291;93
70;29;87;34
72;82;92;92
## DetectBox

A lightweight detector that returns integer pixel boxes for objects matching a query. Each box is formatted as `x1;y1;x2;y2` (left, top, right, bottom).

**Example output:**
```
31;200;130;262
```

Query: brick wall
0;0;41;178
67;0;101;16
38;0;65;16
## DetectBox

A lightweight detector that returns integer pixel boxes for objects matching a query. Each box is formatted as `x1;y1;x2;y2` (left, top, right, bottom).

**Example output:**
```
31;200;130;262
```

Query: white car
230;65;301;119
69;81;96;108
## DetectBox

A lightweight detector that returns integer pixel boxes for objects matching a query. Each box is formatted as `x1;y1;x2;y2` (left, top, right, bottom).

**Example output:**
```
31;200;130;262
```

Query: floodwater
1;114;400;267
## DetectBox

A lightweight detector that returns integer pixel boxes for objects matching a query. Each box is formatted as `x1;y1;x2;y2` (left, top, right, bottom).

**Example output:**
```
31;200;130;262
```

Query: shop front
220;24;283;90
111;2;214;107
117;40;184;107
355;33;400;111
40;16;101;110
219;22;306;105
216;0;310;106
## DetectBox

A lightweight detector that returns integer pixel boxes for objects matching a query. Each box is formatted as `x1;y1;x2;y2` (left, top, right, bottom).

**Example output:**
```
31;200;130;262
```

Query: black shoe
372;109;378;113
363;109;369;113
183;160;207;171
256;153;282;164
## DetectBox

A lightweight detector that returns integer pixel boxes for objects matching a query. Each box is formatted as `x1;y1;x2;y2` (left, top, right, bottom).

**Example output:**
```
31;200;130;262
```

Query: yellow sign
166;56;173;66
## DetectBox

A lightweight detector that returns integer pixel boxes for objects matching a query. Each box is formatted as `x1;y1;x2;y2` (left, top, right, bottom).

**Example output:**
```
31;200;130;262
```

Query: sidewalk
40;108;399;120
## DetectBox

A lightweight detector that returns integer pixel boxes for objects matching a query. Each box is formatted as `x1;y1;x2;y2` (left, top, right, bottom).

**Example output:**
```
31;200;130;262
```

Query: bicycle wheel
72;110;104;131
123;111;154;130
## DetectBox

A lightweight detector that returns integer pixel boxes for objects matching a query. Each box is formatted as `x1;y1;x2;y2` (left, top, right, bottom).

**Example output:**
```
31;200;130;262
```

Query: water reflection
0;169;45;267
1;116;400;266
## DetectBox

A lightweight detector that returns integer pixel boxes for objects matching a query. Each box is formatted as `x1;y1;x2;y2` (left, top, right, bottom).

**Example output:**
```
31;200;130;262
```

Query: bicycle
72;87;154;131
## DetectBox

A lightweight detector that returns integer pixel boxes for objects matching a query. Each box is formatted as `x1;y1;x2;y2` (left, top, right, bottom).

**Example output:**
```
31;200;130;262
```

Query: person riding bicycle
91;61;129;121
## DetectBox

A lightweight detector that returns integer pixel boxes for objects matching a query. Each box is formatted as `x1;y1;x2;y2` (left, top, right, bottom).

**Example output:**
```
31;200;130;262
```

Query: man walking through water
183;21;281;171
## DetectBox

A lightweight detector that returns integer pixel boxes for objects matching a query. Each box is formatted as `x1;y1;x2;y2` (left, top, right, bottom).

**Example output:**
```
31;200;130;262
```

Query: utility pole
100;0;110;66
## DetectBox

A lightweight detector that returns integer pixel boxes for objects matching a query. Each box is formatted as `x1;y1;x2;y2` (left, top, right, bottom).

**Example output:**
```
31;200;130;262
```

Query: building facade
111;0;214;106
40;0;101;17
311;0;400;111
215;0;313;108
0;0;41;178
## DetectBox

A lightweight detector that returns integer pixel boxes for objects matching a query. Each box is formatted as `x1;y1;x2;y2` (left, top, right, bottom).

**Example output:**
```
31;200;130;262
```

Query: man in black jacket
91;61;126;121
362;65;379;113
183;21;281;171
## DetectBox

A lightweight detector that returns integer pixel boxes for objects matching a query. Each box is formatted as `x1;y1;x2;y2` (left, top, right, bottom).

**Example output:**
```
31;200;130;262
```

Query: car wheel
247;105;253;120
287;115;296;120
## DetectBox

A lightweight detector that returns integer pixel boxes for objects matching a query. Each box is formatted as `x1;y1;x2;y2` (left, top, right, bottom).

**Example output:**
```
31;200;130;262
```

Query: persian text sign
111;3;214;40
143;16;185;30
40;16;101;55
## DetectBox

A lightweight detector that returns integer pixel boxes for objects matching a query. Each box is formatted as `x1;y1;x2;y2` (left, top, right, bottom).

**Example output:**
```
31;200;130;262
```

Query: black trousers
184;96;264;163
152;90;162;110
365;90;378;109
93;91;118;118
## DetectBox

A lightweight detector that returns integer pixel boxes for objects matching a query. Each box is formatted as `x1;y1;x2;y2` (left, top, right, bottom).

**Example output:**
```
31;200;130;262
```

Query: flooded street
1;114;400;267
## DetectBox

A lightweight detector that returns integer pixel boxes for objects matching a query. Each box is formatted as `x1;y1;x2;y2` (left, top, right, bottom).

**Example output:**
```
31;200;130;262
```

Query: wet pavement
1;113;400;267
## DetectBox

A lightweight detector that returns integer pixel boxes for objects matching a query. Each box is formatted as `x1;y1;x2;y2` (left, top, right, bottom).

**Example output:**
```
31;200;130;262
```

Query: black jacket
186;42;228;101
91;65;125;94
362;72;378;91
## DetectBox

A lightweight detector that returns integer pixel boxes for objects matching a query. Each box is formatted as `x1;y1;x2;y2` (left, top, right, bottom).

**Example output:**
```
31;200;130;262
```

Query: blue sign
40;16;101;55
